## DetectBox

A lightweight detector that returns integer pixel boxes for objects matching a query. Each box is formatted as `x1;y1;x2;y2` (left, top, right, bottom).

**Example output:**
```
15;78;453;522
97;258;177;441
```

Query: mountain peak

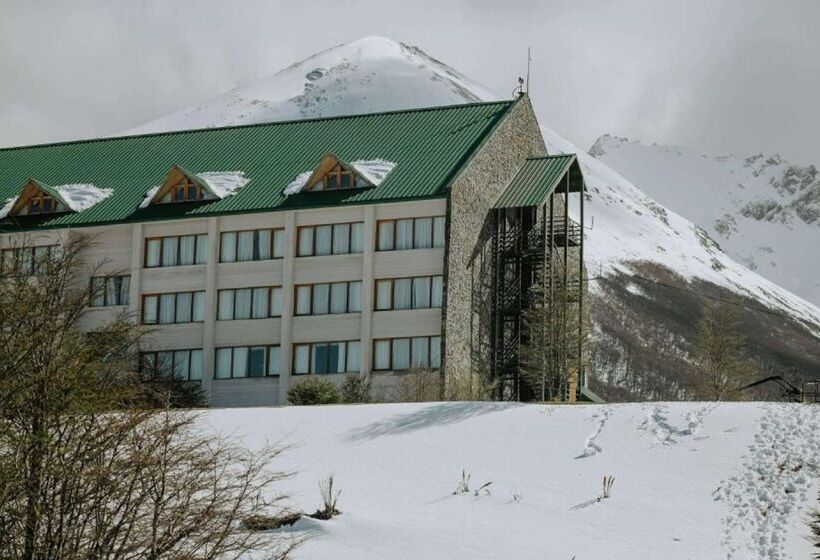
122;36;498;136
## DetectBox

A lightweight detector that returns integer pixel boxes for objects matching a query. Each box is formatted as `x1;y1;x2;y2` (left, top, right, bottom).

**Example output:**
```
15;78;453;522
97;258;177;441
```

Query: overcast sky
1;0;818;163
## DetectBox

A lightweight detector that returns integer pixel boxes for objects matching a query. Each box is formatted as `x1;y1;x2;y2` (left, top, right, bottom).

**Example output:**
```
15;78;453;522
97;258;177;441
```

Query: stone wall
441;95;548;395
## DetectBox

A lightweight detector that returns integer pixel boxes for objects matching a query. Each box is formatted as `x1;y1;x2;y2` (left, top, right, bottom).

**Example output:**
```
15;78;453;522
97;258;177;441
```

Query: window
144;234;208;268
0;246;58;275
170;178;204;202
297;222;364;257
292;340;361;374
26;192;65;215
90;275;130;307
294;281;362;315
142;291;205;324
214;345;281;378
372;336;441;371
323;164;358;190
219;228;284;263
377;216;445;251
140;349;203;381
217;286;282;320
374;275;443;311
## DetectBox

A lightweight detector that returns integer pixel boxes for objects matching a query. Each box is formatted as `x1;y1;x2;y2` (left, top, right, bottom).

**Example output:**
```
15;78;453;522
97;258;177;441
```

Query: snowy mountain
124;36;496;135
590;135;820;305
122;35;820;396
202;401;820;559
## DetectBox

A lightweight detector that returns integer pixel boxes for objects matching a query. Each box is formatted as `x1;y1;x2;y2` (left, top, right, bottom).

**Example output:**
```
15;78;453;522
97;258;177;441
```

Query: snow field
198;401;819;559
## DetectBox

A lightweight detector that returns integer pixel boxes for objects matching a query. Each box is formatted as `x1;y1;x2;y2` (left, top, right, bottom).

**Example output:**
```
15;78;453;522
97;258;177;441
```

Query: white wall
8;198;447;407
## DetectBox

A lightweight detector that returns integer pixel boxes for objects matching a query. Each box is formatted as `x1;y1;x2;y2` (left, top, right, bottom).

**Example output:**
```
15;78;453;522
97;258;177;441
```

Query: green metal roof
0;100;515;231
492;154;584;209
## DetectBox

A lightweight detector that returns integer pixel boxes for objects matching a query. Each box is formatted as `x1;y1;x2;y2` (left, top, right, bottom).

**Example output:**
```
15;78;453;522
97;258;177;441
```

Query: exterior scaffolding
489;155;586;401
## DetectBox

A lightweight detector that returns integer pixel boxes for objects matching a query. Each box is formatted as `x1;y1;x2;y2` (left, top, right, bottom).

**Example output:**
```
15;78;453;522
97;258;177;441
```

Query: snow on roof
0;196;18;219
283;171;313;196
52;183;113;212
283;159;396;196
351;159;396;186
197;171;250;198
139;185;160;209
139;171;250;209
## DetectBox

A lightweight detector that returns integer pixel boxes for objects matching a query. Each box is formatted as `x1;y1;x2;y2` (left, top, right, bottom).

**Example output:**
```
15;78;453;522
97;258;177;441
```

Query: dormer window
140;167;250;209
171;179;205;202
324;164;358;190
283;154;396;196
28;192;64;214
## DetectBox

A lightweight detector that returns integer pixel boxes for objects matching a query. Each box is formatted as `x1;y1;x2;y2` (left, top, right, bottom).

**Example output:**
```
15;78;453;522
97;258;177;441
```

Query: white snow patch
0;196;18;219
351;159;396;185
196;171;250;198
138;185;160;209
625;282;649;298
53;183;113;212
283;171;313;196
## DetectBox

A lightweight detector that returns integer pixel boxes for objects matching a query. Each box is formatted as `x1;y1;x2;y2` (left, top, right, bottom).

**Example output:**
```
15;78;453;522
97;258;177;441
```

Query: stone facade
441;95;548;395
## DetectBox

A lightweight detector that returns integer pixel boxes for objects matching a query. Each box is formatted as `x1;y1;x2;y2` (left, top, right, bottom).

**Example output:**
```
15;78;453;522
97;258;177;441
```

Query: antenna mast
526;47;531;94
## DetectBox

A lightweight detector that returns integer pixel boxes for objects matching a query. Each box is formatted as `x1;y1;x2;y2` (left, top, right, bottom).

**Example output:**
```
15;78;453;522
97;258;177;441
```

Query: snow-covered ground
589;136;820;306
117;35;820;334
200;402;820;559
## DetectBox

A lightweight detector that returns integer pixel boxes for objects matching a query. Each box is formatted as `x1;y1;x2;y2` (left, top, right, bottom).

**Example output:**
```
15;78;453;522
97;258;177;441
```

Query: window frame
291;340;361;375
293;281;362;316
27;192;63;215
142;290;206;325
296;222;365;257
144;234;208;268
139;348;203;381
216;286;283;321
170;178;204;203
373;275;444;311
376;216;446;251
0;245;58;275
323;164;358;191
219;228;284;263
89;274;131;308
214;345;281;379
372;335;442;371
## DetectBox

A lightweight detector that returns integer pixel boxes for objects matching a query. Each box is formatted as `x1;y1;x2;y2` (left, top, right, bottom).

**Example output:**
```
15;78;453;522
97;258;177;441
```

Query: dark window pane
248;347;266;377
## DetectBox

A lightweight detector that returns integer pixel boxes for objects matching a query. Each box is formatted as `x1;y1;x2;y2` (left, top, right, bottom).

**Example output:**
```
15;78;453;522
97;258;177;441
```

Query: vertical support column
578;175;585;391
128;223;143;321
278;211;297;405
360;206;376;376
201;217;219;400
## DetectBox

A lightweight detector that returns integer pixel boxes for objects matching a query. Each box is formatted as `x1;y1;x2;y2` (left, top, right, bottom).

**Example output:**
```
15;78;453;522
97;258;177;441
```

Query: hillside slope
120;35;820;397
590;135;820;305
200;401;820;559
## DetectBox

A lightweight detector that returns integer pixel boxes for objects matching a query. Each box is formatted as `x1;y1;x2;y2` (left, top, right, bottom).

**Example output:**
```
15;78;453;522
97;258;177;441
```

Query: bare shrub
396;367;440;402
601;475;615;500
310;475;341;520
341;373;373;403
452;470;492;497
453;470;472;495
0;236;300;559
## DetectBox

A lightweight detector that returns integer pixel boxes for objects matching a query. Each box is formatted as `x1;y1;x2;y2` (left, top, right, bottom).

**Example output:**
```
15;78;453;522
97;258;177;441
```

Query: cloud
0;0;817;163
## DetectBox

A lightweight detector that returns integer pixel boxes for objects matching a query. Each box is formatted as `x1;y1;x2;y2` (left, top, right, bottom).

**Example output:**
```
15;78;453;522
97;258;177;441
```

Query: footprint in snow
575;409;611;459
